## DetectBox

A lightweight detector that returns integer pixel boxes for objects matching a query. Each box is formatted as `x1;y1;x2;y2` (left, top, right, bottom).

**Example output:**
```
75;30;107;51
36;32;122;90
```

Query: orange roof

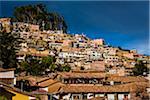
28;48;37;53
17;76;50;86
106;76;148;83
37;79;58;87
60;82;148;93
58;72;105;79
48;82;65;93
0;81;35;97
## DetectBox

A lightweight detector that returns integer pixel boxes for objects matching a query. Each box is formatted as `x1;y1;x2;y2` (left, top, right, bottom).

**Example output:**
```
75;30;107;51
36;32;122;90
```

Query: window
72;95;80;100
83;94;87;99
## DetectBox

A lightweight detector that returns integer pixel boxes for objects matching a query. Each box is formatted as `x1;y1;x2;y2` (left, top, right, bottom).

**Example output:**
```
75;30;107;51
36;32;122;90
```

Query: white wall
107;94;115;100
0;71;14;78
95;94;105;97
118;94;130;100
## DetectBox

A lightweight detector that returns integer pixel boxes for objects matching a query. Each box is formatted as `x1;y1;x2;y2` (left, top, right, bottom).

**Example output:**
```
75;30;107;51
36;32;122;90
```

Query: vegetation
133;61;149;76
55;64;71;72
41;56;56;71
20;55;71;76
0;96;8;100
21;58;43;76
0;31;22;68
62;65;71;72
13;4;67;33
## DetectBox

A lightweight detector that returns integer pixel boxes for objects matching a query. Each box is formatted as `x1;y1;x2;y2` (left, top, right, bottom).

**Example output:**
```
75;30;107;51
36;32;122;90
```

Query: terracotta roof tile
17;76;50;86
58;72;105;79
0;81;35;97
48;82;65;93
37;79;58;87
106;76;148;83
60;82;148;93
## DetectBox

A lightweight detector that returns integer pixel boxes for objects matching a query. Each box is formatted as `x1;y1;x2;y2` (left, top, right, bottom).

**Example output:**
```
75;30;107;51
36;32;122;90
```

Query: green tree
30;59;44;76
20;55;57;75
49;63;57;72
13;4;67;33
133;61;149;76
20;55;44;76
41;56;55;69
20;61;30;75
0;31;22;68
62;65;71;72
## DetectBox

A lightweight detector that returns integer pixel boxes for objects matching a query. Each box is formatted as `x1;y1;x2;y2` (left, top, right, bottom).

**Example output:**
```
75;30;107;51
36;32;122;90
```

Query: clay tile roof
60;82;147;93
107;76;148;83
0;68;16;72
58;72;105;79
37;79;58;87
0;81;35;97
17;76;50;86
48;82;65;93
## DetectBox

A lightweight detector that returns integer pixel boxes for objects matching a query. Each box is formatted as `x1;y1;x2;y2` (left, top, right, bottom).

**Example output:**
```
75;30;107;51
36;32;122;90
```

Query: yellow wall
8;90;29;100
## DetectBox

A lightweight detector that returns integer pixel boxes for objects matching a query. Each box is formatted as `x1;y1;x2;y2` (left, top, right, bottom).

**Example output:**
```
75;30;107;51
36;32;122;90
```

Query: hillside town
0;16;150;100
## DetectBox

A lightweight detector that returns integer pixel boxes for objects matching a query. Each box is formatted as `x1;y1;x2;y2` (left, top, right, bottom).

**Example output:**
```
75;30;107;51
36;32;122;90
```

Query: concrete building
0;68;16;85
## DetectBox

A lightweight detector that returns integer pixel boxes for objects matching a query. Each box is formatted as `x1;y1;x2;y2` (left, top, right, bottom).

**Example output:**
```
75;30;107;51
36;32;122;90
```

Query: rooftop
0;68;16;72
0;81;35;97
37;78;58;88
106;76;148;83
58;71;105;79
60;82;148;93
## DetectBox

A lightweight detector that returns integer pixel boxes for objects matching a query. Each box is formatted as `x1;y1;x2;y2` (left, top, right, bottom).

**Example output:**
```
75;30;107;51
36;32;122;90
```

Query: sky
0;1;149;55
